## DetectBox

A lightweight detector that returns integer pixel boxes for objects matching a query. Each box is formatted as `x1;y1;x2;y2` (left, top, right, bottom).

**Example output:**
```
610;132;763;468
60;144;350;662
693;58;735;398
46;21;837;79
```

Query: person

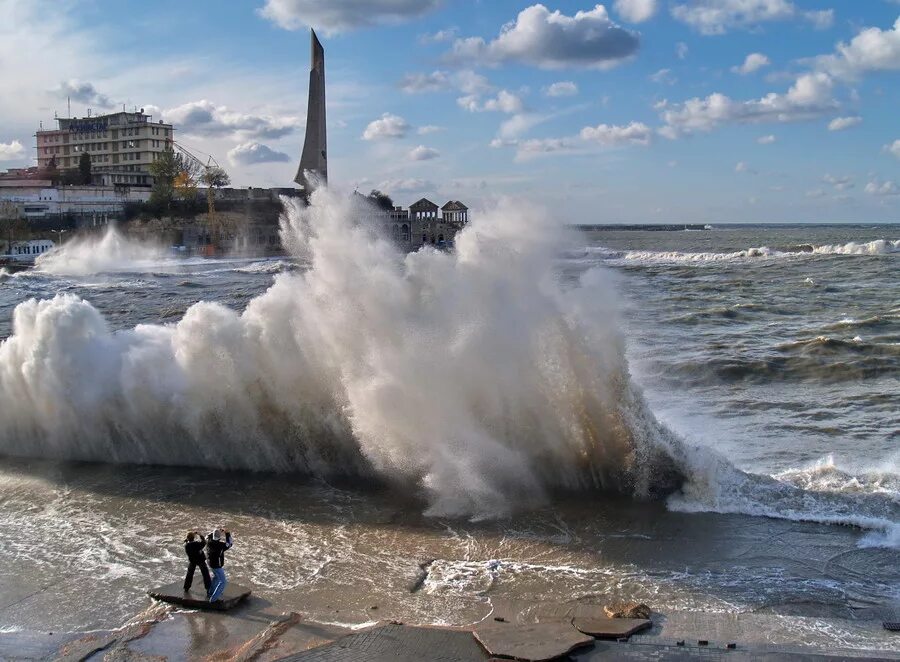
206;528;233;602
183;531;211;594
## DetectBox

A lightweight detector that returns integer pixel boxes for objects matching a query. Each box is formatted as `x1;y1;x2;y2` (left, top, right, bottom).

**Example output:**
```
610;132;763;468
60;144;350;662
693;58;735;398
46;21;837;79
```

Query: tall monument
294;29;327;192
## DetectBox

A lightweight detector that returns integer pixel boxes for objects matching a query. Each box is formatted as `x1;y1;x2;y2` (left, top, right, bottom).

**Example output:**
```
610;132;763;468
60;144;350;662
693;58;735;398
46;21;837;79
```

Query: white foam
34;227;168;276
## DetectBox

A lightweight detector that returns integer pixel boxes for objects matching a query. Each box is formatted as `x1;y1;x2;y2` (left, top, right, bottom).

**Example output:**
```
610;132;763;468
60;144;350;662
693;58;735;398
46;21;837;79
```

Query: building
0;181;149;226
36;110;174;187
370;197;469;250
2;239;55;260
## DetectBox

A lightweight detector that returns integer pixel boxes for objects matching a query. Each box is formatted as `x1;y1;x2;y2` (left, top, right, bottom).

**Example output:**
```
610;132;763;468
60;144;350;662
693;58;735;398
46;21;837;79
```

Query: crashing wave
34;227;167;276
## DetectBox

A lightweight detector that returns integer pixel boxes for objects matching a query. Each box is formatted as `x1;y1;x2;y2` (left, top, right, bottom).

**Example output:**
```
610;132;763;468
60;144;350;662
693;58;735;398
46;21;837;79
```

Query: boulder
603;602;651;620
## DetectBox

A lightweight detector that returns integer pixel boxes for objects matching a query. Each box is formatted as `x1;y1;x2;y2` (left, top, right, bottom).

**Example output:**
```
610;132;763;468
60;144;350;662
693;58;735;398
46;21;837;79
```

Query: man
206;528;233;602
183;531;211;594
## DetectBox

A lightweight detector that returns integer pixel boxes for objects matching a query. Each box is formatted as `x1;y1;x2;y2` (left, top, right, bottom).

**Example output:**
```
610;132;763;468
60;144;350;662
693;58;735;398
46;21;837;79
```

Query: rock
603;602;651;620
473;621;594;661
147;581;251;611
572;616;652;639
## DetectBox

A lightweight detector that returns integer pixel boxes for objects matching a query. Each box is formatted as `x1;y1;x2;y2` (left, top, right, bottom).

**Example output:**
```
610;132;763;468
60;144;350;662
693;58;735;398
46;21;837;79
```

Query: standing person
183;531;211;594
206;528;233;602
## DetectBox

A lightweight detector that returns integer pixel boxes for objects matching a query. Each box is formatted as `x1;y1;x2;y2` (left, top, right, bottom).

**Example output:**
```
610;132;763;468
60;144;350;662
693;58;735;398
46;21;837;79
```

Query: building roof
409;197;438;210
441;200;468;211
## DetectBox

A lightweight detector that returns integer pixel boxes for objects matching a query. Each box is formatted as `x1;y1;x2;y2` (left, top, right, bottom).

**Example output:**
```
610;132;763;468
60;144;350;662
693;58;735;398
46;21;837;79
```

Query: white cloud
417;125;443;135
447;4;639;69
408;144;440;161
0;140;25;162
884;139;900;159
827;116;861;131
399;69;491;95
735;161;749;173
865;179;900;196
671;0;833;35
814;17;900;80
732;53;771;75
498;120;652;160
805;188;827;198
362;113;410;140
659;72;836;137
419;27;457;44
457;90;524;114
649;68;677;84
259;0;441;34
823;174;854;191
378;178;435;194
163;100;299;139
676;41;689;59
580;121;653;146
497;113;548;140
543;81;578;97
614;0;658;23
51;79;114;109
757;134;776;144
227;141;290;166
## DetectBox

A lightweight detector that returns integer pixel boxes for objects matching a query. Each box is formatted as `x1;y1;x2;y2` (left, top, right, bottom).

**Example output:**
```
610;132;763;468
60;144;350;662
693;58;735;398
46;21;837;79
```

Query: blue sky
1;0;898;222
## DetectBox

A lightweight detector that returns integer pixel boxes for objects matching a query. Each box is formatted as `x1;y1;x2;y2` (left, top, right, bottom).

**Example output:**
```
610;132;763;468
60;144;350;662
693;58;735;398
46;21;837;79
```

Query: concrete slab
473;621;594;661
572;617;652;639
147;581;251;611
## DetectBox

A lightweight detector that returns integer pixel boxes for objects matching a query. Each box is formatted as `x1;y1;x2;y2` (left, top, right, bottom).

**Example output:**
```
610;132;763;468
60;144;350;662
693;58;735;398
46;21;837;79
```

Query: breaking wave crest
0;192;897;545
34;227;166;276
0;192;683;518
580;238;899;265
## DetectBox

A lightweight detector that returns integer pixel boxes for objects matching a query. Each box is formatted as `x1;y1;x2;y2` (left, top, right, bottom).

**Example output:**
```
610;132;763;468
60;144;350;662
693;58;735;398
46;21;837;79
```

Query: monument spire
294;28;327;192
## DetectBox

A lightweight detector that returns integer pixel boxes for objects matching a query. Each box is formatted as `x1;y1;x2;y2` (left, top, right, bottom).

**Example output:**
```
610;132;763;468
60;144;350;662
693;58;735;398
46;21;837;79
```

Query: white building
36;110;174;187
3;239;55;260
0;183;150;224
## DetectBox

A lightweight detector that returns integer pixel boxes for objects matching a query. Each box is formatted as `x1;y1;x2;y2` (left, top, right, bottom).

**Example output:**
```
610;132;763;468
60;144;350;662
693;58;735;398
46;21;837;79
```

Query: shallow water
0;215;897;652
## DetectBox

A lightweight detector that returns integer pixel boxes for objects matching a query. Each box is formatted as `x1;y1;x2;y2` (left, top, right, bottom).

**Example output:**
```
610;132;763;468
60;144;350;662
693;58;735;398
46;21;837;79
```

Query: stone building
372;197;469;250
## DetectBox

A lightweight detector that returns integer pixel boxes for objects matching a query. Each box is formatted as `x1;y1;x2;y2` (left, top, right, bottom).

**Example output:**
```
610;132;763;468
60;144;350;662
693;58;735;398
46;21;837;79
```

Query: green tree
367;189;394;211
149;149;198;214
78;152;92;185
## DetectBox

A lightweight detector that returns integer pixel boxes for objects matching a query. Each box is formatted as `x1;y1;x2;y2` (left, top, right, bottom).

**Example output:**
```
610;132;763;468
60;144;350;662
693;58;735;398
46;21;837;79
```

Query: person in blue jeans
205;528;233;602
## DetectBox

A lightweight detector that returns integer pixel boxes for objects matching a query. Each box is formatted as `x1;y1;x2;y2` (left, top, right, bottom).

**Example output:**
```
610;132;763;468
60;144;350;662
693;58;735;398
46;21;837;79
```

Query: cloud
227;141;291;166
676;41;689;59
446;4;639;69
734;160;757;173
362;113;410;140
757;134;776;144
457;90;524;114
884;139;900;159
649;68;677;84
580;121;653;145
543;81;578;97
419;27;457;44
417;125;444;135
671;0;833;35
378;178;435;194
805;188;827;198
658;72;837;137
0;140;25;162
399;69;490;94
732;53;771;75
814;17;900;80
51;79;114;109
497;120;652;160
259;0;441;34
823;174;854;191
408;145;440;160
865;179;900;196
163;100;299;139
614;0;658;23
827;115;861;131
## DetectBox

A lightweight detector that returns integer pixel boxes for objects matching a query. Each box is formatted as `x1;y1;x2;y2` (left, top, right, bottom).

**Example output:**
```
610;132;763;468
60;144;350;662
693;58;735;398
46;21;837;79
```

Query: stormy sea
0;192;897;654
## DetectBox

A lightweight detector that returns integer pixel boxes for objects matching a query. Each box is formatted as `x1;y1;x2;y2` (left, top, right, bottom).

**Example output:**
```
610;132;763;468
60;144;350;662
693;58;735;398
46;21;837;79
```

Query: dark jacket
206;532;233;569
184;539;206;563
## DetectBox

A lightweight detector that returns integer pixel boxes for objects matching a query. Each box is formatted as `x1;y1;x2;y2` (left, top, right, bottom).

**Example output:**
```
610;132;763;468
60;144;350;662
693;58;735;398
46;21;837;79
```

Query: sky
0;0;898;223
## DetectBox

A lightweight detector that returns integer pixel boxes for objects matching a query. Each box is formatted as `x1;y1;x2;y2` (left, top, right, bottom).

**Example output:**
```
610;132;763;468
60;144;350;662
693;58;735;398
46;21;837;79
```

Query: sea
0;195;897;654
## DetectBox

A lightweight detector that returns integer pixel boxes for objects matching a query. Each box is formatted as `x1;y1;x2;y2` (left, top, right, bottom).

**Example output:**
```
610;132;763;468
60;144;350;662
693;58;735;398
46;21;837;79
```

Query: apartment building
35;110;174;187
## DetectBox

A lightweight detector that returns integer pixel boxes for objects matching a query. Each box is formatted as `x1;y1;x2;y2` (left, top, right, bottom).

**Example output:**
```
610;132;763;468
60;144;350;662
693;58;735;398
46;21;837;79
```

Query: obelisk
294;29;327;192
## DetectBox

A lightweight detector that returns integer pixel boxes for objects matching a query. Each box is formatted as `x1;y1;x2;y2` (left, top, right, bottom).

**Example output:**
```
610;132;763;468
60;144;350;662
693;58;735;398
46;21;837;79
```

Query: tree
45;155;59;183
200;165;230;190
174;170;198;203
200;166;231;246
367;189;394;211
78;152;92;185
149;148;198;215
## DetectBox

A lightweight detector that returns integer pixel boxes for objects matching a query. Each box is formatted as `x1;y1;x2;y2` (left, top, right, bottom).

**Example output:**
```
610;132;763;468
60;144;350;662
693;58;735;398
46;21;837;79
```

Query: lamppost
52;229;67;246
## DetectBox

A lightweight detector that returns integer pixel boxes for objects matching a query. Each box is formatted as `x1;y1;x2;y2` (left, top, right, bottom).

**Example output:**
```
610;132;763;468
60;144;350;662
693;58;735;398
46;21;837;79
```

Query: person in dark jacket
183;531;211;593
206;528;233;602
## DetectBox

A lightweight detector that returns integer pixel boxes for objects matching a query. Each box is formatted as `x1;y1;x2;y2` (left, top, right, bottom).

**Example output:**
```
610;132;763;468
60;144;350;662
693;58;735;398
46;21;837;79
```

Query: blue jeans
208;567;227;602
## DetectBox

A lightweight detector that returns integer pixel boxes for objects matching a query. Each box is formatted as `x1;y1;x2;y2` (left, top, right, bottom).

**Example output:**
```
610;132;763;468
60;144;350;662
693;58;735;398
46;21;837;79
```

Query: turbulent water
0;198;897;651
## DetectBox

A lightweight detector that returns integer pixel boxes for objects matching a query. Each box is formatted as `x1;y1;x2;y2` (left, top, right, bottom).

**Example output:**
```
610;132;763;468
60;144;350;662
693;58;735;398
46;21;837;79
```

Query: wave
232;259;297;274
578;238;899;265
0;192;896;547
34;227;167;276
